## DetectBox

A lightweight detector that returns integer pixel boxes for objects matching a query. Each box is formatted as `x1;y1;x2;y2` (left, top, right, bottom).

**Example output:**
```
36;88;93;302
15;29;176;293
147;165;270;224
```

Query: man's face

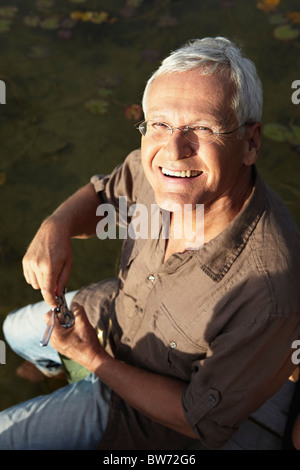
141;70;258;213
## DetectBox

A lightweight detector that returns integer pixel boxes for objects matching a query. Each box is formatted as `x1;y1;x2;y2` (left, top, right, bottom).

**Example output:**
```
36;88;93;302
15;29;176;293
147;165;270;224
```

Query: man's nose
163;129;193;160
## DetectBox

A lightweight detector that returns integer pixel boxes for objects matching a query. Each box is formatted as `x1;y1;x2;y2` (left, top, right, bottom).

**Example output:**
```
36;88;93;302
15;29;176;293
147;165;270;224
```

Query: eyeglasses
135;120;248;145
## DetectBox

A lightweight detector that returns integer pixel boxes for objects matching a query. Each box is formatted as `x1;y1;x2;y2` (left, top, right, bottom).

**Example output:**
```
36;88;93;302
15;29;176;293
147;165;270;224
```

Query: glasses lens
139;121;147;135
184;126;216;145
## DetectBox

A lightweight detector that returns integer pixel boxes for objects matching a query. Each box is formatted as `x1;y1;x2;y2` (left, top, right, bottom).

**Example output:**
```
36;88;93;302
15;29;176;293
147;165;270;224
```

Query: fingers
55;257;73;299
22;236;72;307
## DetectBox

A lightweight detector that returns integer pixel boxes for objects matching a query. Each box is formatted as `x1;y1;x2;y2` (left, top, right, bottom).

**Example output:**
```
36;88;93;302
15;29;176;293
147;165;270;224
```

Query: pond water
0;0;300;410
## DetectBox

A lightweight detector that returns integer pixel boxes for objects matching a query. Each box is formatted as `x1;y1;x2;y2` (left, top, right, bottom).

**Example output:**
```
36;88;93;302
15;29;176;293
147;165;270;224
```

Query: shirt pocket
154;302;207;381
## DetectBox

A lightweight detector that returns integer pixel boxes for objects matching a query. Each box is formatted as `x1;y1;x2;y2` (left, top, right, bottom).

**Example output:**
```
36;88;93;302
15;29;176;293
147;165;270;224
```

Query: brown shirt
77;149;300;449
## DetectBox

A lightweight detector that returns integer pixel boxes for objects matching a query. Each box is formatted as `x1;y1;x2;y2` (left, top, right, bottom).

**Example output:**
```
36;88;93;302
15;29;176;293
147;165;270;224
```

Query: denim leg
0;372;111;450
3;291;78;375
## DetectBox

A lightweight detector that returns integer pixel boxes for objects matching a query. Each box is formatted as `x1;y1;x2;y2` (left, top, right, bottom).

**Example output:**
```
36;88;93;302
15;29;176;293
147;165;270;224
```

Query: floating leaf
36;0;55;11
269;13;288;25
23;14;41;28
286;12;300;25
27;45;51;59
263;123;288;141
0;19;11;32
274;24;299;40
70;11;83;21
97;87;113;98
0;171;6;186
85;99;109;114
40;15;61;30
125;104;143;121
0;6;18;18
257;0;280;14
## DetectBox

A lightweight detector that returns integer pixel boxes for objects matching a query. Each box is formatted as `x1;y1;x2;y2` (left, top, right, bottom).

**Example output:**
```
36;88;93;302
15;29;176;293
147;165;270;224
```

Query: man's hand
47;302;106;371
22;183;101;307
22;217;73;307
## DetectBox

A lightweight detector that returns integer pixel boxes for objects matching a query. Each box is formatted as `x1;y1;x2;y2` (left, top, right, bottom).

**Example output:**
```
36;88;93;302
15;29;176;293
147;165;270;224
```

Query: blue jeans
0;292;111;450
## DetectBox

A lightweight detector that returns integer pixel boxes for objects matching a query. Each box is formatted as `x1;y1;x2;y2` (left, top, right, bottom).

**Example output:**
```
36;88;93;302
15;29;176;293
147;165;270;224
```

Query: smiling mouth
161;167;202;178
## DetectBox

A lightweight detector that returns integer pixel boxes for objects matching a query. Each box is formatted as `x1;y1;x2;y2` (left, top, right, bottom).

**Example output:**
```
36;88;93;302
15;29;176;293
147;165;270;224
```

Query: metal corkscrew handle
39;287;75;347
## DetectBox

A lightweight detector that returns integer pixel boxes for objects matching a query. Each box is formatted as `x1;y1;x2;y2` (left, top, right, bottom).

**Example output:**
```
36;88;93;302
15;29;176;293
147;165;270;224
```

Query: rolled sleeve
182;316;300;448
90;149;143;211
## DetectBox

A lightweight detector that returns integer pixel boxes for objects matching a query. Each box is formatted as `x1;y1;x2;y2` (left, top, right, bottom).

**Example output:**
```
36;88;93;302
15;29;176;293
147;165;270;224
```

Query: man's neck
163;169;255;261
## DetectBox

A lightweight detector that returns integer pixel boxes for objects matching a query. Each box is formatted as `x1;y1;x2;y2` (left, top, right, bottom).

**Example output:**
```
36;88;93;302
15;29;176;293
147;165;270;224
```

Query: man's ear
243;122;262;166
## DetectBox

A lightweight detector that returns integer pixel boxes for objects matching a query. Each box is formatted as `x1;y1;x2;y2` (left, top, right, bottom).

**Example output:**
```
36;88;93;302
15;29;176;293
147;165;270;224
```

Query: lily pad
97;88;113;98
269;13;288;25
263;123;289;142
0;6;18;18
23;14;41;28
286;12;300;25
84;99;109;115
0;19;11;32
36;0;55;10
274;24;299;40
40;15;61;30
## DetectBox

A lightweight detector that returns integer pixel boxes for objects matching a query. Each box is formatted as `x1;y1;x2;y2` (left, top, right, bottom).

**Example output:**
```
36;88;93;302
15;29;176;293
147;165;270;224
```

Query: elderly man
1;37;300;450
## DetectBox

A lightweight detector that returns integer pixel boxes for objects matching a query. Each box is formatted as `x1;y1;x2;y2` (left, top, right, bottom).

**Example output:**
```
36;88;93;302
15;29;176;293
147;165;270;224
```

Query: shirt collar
194;167;266;282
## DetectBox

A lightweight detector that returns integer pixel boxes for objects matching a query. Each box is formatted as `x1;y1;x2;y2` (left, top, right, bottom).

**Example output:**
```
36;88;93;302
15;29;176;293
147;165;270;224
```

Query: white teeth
162;168;201;178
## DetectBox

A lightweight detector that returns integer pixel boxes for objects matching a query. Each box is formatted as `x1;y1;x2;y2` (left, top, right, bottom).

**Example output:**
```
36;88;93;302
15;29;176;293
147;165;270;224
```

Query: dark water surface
0;0;300;409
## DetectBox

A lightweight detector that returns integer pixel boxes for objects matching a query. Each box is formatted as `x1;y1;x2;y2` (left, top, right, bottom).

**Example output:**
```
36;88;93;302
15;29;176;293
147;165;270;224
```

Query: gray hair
142;37;263;127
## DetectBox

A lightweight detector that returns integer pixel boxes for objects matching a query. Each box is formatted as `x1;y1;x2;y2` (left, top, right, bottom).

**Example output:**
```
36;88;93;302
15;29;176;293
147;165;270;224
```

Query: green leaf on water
0;6;18;18
40;15;61;30
84;99;109;115
263;123;288;142
274;25;299;40
0;19;11;32
23;14;41;28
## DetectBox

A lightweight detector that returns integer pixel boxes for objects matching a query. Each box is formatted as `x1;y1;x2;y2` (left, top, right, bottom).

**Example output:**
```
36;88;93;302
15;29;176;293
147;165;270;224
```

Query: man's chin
155;198;185;213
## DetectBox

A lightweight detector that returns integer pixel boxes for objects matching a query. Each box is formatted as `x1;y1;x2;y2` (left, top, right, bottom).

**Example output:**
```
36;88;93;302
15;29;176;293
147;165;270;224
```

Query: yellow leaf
257;0;280;14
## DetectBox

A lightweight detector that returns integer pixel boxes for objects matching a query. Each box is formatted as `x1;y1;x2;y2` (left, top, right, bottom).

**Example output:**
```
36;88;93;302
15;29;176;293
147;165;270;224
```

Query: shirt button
209;393;217;403
123;336;131;343
148;274;155;282
170;341;177;349
136;306;143;313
